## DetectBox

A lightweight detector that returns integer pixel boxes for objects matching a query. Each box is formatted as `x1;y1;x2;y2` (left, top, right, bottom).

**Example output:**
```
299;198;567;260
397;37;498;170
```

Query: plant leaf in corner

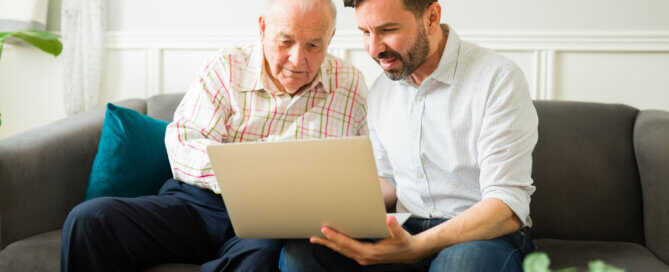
523;252;552;272
2;30;63;58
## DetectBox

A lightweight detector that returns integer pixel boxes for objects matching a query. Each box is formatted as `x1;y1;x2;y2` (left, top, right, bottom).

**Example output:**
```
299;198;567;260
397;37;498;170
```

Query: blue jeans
279;218;535;272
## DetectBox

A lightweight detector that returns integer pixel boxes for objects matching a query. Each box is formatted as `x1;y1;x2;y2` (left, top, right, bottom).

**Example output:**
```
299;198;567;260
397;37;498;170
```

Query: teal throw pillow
84;103;172;200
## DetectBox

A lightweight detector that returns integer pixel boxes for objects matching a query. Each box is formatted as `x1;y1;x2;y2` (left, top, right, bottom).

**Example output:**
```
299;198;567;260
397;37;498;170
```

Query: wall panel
99;49;148;104
0;45;64;138
3;30;669;138
554;52;669;110
162;49;216;94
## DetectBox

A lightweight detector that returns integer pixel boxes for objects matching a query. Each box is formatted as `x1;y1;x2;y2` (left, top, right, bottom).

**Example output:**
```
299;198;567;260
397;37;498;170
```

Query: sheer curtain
61;0;105;115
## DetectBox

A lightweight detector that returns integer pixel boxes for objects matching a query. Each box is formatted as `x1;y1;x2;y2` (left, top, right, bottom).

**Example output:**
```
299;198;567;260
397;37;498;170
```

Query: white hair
266;0;337;26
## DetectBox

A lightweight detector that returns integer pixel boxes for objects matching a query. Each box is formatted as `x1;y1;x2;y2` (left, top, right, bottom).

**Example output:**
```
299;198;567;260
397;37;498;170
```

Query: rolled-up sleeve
477;64;538;227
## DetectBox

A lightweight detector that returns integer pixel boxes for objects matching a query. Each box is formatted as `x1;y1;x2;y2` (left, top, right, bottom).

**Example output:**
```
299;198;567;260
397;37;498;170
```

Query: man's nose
367;34;387;59
288;45;307;68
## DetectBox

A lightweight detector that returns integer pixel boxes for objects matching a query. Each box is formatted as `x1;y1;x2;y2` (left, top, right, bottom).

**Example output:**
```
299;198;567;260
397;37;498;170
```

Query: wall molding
104;31;669;51
8;30;669;99
102;30;669;100
459;31;669;52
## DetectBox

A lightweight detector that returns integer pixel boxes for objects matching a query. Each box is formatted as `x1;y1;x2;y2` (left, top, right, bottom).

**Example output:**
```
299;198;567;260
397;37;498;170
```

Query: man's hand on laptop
310;216;428;265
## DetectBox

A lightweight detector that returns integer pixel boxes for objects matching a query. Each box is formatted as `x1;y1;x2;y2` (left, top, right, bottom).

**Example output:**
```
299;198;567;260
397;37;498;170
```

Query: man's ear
329;28;336;46
425;2;442;35
259;15;267;39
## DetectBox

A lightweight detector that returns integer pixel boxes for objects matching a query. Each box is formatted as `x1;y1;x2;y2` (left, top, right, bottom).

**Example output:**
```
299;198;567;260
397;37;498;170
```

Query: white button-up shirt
367;25;538;226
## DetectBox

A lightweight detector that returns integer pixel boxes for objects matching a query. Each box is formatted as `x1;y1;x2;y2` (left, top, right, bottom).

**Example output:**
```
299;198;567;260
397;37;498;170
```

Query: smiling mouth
378;58;397;70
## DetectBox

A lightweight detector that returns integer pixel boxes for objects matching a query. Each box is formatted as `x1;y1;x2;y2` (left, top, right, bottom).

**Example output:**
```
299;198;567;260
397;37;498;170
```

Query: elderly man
60;0;368;271
280;0;538;271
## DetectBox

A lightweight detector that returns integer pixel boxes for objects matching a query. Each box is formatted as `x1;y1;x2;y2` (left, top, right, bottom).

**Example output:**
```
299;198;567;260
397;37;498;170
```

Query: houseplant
523;252;625;272
0;30;62;59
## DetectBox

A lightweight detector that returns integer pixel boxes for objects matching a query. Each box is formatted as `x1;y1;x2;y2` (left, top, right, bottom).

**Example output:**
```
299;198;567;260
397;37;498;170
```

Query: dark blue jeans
279;218;535;272
60;179;284;272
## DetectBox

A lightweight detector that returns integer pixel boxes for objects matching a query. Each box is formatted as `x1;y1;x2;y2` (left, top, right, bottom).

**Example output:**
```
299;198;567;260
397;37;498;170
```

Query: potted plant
0;0;61;59
523;252;625;272
0;30;62;59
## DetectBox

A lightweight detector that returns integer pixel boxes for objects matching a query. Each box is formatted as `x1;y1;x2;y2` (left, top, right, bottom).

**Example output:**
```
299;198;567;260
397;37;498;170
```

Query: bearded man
280;0;539;271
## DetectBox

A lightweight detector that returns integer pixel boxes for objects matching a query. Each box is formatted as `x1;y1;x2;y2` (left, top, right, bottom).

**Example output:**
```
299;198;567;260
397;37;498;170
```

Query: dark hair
343;0;437;17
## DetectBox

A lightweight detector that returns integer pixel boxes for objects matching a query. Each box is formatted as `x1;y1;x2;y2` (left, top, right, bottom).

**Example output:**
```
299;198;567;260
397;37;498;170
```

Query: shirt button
417;172;424;179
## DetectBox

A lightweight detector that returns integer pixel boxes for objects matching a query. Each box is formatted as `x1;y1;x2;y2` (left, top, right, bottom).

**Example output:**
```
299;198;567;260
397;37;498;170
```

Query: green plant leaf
10;30;63;57
588;260;625;272
523;252;552;272
0;30;63;60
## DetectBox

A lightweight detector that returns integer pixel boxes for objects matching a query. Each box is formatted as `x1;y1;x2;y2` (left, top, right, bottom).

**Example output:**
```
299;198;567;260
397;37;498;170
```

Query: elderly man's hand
309;216;428;266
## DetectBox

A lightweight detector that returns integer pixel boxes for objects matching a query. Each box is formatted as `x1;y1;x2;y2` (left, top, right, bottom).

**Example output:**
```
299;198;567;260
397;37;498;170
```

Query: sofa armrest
0;99;146;250
634;110;669;264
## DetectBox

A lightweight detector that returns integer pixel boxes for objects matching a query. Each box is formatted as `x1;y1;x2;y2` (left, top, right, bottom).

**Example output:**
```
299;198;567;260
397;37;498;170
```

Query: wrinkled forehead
267;0;336;23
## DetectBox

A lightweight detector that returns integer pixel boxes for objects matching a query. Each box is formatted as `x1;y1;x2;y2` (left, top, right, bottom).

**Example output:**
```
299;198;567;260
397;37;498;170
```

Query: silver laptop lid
206;137;390;238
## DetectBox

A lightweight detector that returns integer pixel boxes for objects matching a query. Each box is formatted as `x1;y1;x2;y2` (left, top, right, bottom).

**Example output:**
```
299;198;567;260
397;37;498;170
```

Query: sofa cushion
84;103;172;200
534;239;668;271
0;230;61;271
531;101;644;244
0;230;200;272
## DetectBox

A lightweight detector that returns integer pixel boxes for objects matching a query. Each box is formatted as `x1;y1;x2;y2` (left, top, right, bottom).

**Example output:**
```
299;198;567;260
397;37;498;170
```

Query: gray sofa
1;93;668;271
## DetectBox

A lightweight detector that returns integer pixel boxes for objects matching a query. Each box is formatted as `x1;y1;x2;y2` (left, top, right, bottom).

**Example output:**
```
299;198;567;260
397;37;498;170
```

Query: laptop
206;136;410;239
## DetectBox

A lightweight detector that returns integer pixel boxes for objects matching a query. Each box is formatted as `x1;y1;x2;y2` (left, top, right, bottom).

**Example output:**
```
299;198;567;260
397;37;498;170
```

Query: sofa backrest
634;110;669;263
147;94;646;244
146;93;185;122
530;101;644;244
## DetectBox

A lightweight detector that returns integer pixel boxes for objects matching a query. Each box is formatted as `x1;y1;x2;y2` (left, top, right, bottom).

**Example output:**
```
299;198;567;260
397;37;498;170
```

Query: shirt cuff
482;187;532;227
380;175;396;188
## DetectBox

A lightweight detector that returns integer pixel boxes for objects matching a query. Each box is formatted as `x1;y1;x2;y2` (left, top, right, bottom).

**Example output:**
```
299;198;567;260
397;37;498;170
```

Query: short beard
374;26;430;81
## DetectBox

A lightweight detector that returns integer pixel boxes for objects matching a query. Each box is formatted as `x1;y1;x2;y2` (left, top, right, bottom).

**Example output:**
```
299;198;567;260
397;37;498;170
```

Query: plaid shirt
165;43;368;193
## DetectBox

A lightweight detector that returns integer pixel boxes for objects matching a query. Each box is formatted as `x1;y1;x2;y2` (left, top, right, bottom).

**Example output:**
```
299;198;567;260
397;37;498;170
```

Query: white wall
2;0;669;138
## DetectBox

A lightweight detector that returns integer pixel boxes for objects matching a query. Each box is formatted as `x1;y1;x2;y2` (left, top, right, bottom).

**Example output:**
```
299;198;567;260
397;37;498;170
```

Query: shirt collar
431;24;460;85
242;43;332;94
395;24;460;87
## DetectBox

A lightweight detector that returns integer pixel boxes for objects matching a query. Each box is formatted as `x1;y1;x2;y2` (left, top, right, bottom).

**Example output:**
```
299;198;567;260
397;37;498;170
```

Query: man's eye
279;40;292;46
308;43;319;49
383;28;397;33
